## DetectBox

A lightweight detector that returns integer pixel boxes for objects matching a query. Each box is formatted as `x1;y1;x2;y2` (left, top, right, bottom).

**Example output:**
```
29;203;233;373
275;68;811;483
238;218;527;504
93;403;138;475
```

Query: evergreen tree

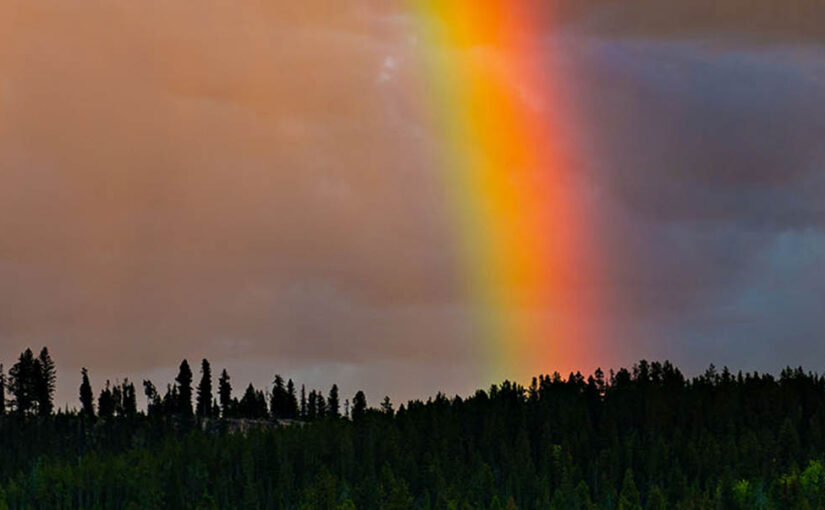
143;380;161;416
0;363;5;416
35;347;56;416
618;469;642;510
218;369;232;418
270;375;286;418
352;390;367;421
79;368;94;417
98;381;115;419
239;384;268;419
300;384;307;419
316;391;326;418
112;383;123;416
287;379;298;419
176;359;193;417
328;384;340;418
307;390;318;420
381;396;393;416
121;379;137;417
8;348;36;415
196;359;213;419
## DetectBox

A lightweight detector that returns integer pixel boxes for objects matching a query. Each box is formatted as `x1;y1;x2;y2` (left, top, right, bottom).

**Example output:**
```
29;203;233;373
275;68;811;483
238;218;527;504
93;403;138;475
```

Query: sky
1;1;824;409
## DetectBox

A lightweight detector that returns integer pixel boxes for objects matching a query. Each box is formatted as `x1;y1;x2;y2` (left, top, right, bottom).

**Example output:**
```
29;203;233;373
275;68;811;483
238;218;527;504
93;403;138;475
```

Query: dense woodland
1;348;825;508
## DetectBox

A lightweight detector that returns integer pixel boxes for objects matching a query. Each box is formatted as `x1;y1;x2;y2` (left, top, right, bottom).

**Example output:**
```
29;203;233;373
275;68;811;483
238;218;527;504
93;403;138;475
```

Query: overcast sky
2;1;824;409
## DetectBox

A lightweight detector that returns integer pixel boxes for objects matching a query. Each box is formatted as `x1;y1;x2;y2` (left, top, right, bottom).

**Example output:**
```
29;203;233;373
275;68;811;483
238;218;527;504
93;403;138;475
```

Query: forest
1;347;825;509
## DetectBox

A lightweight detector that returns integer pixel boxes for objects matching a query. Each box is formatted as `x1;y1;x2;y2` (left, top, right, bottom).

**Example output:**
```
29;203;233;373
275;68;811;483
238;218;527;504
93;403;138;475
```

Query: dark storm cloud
559;36;825;370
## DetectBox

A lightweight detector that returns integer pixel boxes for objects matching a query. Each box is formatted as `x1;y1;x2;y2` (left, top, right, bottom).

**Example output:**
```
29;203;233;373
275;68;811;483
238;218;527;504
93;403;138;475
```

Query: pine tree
316;391;326;418
196;359;213;418
300;384;307;419
112;383;123;416
286;379;298;418
270;375;286;418
328;384;340;418
218;369;232;418
35;347;56;416
381;396;393;416
143;380;160;416
79;368;95;417
98;381;115;419
618;469;641;510
352;390;367;421
0;363;5;416
308;390;318;420
121;379;137;417
176;359;193;417
8;348;36;415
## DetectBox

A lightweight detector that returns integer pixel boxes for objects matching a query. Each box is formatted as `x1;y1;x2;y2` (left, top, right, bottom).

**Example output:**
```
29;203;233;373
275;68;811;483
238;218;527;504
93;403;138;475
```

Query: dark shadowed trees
0;363;5;416
121;379;137;417
300;384;307;419
239;383;268;419
79;368;94;418
35;347;56;416
98;381;115;419
175;359;193;417
286;379;298;419
328;384;340;418
8;348;36;415
352;390;367;421
196;359;213;419
270;375;287;418
218;369;232;418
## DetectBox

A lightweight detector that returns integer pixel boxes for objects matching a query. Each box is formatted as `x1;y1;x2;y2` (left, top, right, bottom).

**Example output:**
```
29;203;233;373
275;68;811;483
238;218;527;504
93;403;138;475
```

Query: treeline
0;349;353;424
2;349;825;509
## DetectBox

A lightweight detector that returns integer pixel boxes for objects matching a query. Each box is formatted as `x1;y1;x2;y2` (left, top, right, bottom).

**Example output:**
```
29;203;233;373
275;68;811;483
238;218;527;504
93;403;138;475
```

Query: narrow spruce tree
121;379;137;417
328;384;340;418
218;369;232;418
270;375;285;418
196;359;213;418
36;347;56;416
352;390;367;421
98;381;115;419
175;359;193;417
0;363;5;416
286;379;298;418
79;368;94;418
300;384;307;419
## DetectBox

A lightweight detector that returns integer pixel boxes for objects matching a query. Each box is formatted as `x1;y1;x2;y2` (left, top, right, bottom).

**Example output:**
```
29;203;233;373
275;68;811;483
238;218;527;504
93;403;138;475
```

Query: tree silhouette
286;379;298;419
79;368;94;418
380;396;393;416
316;391;326;419
0;363;5;416
196;359;213;419
35;347;56;416
328;384;340;418
175;359;193;417
307;390;318;420
300;384;307;419
270;374;286;419
352;390;367;421
121;379;137;417
143;379;161;416
8;348;36;415
98;381;115;419
218;369;232;418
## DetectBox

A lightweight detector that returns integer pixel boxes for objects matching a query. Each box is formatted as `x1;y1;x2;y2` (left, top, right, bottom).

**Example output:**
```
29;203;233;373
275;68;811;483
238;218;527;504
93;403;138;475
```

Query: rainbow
409;1;605;382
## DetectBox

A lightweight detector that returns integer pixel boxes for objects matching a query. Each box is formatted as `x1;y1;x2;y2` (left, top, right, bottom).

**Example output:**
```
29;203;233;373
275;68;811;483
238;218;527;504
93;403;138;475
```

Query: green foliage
1;355;825;508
